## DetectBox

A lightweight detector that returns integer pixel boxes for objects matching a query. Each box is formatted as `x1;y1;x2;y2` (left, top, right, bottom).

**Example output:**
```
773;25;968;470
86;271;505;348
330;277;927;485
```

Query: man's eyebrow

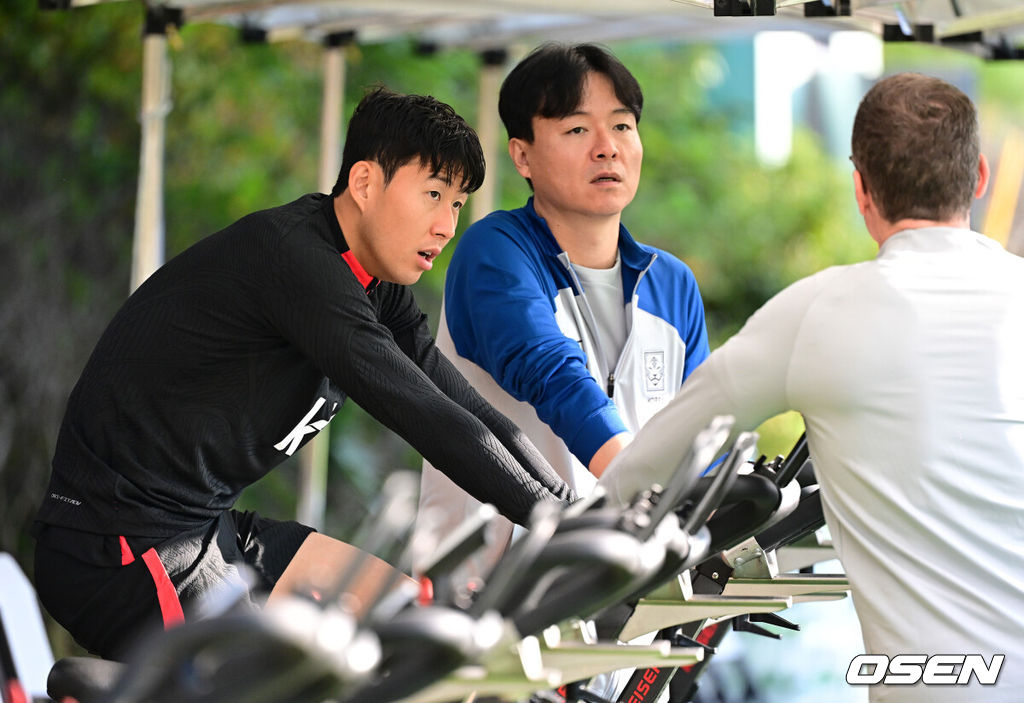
426;170;456;183
557;106;634;119
426;172;471;191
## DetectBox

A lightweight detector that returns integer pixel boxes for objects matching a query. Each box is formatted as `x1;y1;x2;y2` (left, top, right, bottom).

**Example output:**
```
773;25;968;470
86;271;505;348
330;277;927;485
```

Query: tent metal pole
317;40;347;194
296;33;351;530
131;17;172;292
470;48;507;225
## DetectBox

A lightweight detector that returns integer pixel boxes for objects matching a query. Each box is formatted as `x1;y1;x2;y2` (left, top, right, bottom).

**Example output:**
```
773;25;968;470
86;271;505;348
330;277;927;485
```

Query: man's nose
433;208;457;239
592;128;618;160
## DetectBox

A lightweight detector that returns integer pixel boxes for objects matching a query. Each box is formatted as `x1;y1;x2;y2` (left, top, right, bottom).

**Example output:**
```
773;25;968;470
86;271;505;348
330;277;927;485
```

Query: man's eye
428;191;441;200
453;201;464;211
567;126;585;135
614;123;632;131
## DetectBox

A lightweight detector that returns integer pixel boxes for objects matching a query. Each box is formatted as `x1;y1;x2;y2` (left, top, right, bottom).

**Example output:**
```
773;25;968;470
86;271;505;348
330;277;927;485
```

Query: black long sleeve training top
37;194;572;538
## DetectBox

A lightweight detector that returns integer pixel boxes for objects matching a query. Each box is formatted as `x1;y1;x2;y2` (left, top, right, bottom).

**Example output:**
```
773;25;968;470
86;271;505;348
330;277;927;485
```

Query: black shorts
33;510;314;660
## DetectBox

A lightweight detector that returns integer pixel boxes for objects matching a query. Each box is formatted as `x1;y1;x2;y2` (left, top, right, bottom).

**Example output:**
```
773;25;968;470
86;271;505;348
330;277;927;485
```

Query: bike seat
47;656;124;703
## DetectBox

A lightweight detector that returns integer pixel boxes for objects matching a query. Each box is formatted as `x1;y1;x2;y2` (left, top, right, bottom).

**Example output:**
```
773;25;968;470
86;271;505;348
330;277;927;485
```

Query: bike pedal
668;630;716;655
748;611;800;631
731;614;781;640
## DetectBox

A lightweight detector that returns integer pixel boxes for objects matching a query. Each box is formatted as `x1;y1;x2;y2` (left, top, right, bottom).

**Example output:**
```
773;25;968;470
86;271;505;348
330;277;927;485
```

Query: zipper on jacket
559;253;615;389
559;249;656;403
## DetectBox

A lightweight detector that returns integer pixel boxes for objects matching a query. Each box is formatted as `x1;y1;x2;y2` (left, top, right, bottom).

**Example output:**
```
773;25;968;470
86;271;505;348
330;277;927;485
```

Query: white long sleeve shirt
601;227;1024;701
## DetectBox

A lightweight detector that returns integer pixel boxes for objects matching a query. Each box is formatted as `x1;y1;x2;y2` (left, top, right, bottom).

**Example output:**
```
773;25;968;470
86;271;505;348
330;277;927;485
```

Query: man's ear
347;161;374;212
508;138;532;180
853;169;870;217
975;153;991;200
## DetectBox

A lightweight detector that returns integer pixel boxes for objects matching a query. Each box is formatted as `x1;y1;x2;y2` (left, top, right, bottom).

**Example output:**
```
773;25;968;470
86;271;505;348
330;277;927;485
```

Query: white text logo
846;654;1004;686
274;397;338;455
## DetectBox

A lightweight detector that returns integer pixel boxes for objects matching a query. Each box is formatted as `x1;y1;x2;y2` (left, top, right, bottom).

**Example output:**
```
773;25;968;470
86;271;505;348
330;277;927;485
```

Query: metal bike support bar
773;433;809;487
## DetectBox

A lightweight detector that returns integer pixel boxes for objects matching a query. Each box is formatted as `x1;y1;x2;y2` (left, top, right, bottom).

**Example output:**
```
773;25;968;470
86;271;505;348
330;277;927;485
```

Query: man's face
361;161;467;285
511;72;642;222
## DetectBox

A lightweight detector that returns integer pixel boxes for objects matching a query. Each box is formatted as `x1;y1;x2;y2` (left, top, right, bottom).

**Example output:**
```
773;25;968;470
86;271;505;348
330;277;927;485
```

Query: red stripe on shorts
119;535;135;565
140;548;184;628
4;680;28;703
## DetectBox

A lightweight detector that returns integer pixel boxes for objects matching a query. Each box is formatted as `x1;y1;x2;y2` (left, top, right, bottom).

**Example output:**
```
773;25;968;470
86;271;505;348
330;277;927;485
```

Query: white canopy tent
46;0;1024;529
49;0;1024;287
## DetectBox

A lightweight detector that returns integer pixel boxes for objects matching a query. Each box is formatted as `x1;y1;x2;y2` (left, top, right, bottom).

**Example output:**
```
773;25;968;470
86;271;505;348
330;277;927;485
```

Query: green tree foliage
1;0;141;560
1;0;145;656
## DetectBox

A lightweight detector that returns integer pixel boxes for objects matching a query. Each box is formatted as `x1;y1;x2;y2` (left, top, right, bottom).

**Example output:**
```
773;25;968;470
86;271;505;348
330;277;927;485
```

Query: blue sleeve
680;268;710;382
444;215;627;466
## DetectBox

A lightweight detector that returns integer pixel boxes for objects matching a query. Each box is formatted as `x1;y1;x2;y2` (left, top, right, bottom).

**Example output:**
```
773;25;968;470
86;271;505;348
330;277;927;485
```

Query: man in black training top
33;87;573;660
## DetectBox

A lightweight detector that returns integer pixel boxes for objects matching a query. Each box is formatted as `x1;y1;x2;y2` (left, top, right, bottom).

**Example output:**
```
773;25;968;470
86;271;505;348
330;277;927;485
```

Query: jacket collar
520;196;656;273
320;194;380;293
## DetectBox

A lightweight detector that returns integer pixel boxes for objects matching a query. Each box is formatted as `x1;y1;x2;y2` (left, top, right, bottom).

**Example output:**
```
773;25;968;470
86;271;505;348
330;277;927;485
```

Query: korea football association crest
644;350;665;395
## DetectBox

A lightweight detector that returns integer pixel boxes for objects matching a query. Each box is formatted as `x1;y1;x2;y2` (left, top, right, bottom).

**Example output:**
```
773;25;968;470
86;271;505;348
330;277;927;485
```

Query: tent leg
470;48;507;225
131;12;173;292
297;33;352;531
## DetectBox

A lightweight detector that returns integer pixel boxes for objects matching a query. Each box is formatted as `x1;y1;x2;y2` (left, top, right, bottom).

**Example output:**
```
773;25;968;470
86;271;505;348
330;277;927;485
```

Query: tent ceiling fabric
64;0;1024;51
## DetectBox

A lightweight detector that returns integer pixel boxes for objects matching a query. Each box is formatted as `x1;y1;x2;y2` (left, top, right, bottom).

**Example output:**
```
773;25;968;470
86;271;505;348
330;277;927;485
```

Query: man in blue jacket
418;43;710;580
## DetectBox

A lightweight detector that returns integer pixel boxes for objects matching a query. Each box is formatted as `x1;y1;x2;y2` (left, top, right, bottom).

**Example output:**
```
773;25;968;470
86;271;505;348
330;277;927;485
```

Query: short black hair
498;43;643;142
331;87;485;197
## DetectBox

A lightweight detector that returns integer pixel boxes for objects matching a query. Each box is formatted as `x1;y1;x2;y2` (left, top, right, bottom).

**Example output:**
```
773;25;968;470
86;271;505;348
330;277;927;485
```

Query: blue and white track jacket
418;198;709;575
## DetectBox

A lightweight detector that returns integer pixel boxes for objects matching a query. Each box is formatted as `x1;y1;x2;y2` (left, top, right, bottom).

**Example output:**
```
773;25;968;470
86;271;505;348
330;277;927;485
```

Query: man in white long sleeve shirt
600;73;1024;701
